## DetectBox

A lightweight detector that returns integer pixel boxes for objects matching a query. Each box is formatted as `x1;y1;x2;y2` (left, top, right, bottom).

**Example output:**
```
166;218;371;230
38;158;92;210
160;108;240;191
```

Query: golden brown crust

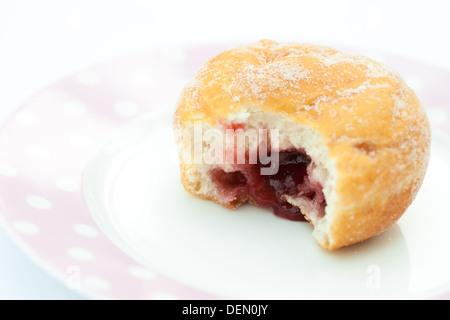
174;40;431;250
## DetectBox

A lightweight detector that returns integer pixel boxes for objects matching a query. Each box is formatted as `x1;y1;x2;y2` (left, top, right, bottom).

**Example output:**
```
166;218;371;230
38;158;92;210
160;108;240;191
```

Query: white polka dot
26;196;52;210
69;133;95;150
73;224;99;238
149;292;178;300
128;266;157;280
15;111;40;126
427;107;449;125
404;76;424;93
131;72;156;89
76;70;100;86
67;247;95;262
55;178;79;192
13;220;40;235
63;100;88;117
25;145;52;159
0;163;18;177
82;276;111;291
162;48;186;64
114;100;141;117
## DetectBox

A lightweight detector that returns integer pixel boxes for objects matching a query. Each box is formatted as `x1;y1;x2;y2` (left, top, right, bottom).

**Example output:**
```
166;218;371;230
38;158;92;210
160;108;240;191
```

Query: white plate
1;45;450;299
84;109;450;299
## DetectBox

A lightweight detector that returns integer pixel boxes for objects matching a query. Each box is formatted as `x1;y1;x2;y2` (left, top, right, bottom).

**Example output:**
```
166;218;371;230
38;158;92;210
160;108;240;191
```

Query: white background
0;0;449;299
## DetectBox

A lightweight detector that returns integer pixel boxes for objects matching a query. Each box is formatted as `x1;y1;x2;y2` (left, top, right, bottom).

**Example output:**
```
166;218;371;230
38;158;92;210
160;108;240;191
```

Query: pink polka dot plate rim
0;45;224;300
0;44;450;300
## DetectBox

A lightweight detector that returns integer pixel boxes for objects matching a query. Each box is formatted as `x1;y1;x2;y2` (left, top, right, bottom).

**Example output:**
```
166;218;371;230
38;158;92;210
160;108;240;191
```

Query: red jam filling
211;151;326;222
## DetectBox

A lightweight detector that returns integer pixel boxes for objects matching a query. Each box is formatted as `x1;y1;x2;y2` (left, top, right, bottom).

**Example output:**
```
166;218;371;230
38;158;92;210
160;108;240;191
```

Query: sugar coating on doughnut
174;40;431;250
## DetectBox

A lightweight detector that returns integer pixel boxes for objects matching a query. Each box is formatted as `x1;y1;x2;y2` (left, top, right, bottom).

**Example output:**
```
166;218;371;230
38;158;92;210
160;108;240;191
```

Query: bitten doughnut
173;40;431;250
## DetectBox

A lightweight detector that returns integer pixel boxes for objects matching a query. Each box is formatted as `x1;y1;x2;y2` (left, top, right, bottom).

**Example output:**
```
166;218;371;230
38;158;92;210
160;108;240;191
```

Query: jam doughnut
173;40;431;250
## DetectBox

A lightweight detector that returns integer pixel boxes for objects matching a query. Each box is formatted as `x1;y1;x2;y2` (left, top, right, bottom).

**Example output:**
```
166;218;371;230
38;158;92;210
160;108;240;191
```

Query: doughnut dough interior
173;40;431;250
